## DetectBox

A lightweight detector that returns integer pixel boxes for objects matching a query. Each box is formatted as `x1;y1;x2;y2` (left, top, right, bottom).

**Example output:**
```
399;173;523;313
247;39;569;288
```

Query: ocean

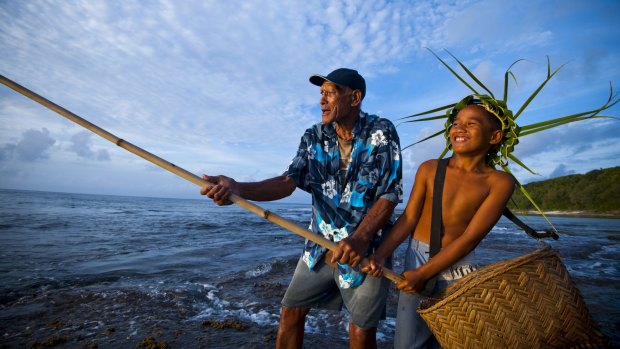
0;189;618;348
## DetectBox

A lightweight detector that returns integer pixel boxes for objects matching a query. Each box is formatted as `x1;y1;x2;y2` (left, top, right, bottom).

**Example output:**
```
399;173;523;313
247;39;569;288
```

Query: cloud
0;128;56;162
68;131;110;161
0;0;617;199
0;144;16;161
548;164;576;179
416;0;555;55
0;0;424;149
512;119;620;160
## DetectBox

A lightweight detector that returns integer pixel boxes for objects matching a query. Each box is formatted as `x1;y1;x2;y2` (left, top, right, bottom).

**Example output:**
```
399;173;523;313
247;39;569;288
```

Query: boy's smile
449;105;501;154
453;135;468;143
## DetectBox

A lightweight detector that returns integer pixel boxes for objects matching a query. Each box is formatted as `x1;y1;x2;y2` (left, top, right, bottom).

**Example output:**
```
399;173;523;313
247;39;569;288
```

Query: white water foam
245;262;273;278
193;287;279;327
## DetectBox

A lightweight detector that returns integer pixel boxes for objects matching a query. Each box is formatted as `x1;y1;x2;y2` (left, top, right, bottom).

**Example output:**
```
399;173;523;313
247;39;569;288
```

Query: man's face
319;81;354;124
449;105;501;154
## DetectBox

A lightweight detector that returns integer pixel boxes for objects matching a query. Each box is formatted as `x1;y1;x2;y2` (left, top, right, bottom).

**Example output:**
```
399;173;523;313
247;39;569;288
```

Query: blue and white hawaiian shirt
283;111;403;288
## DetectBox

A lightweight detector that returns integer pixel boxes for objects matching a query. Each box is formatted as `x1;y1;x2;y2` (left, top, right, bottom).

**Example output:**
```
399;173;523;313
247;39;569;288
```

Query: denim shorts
281;255;392;329
395;239;477;349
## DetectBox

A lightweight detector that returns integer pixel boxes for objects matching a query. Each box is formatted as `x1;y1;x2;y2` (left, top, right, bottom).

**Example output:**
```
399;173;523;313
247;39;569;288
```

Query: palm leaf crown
442;94;518;168
402;49;619;231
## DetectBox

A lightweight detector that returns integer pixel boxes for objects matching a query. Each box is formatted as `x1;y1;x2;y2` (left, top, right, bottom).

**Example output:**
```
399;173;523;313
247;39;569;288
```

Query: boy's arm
362;160;432;276
397;171;514;294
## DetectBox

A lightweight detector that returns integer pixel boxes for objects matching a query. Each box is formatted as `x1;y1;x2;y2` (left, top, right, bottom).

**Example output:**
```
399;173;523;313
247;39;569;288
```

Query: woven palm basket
417;245;611;349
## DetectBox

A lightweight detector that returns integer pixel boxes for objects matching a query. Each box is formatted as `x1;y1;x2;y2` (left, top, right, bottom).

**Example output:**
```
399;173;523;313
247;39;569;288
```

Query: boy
362;99;515;348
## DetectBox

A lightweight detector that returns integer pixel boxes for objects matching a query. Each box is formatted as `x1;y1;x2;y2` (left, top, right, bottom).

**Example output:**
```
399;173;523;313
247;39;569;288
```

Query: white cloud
419;0;556;55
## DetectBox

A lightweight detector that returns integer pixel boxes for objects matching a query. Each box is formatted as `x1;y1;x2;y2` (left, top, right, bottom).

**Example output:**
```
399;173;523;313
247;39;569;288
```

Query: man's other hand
330;235;368;268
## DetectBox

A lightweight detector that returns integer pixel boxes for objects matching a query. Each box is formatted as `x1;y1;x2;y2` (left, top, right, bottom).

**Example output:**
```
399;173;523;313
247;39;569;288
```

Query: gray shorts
395;239;477;349
281;255;392;329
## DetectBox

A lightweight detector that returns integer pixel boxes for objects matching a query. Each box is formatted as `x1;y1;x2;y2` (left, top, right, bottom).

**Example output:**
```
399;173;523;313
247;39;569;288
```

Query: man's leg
340;270;391;349
279;256;341;349
349;322;377;349
276;305;310;349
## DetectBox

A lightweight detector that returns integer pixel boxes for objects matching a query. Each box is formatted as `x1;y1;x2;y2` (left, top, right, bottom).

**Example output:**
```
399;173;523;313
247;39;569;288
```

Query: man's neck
335;110;360;141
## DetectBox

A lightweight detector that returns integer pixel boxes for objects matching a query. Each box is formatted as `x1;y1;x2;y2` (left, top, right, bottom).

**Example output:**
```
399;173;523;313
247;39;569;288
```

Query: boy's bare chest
441;173;491;211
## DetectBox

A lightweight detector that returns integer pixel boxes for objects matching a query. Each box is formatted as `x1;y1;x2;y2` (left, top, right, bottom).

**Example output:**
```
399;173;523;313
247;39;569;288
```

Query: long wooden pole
0;74;404;284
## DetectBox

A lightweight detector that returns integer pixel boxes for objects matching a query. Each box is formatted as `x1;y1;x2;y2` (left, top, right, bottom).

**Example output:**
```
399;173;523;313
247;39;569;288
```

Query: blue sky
0;0;619;205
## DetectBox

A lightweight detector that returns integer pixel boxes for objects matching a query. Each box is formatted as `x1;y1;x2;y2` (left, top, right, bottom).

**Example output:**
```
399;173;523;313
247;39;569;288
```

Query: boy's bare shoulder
416;159;437;174
488;167;515;190
420;159;438;168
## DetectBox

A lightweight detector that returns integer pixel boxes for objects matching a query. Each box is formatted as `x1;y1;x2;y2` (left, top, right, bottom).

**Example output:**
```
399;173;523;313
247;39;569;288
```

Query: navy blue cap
309;68;366;100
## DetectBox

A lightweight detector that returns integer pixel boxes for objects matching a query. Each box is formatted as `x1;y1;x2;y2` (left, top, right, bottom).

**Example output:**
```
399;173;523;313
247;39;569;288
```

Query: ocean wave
109;209;140;215
35;221;70;230
193;288;279;327
277;207;313;213
245;262;273;278
303;312;349;339
589;243;620;260
301;310;396;342
183;222;225;231
489;227;524;236
565;260;620;280
199;283;217;290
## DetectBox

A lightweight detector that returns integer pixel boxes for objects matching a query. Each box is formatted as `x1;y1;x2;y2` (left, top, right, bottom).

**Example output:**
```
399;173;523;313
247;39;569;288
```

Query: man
201;68;403;348
363;98;515;348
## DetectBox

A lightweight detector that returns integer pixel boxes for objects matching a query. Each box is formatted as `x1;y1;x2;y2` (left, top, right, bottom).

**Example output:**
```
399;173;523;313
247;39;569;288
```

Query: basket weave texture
417;245;611;349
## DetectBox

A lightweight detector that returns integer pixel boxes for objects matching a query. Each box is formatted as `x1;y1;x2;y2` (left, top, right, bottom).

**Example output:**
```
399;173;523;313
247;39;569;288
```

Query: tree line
508;167;620;212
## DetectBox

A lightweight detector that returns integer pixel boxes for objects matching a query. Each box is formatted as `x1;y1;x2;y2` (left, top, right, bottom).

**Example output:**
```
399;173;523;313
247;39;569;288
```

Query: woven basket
417;245;611;349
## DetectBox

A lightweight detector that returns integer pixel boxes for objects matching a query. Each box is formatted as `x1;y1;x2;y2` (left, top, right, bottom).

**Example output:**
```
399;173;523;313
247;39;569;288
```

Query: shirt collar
324;111;366;140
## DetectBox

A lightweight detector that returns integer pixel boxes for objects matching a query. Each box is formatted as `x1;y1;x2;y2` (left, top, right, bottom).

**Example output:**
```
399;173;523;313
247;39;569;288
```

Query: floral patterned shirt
283;112;403;288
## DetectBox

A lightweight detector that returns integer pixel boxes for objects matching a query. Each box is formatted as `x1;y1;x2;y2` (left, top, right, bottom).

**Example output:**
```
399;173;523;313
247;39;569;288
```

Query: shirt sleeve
374;120;403;204
282;129;311;193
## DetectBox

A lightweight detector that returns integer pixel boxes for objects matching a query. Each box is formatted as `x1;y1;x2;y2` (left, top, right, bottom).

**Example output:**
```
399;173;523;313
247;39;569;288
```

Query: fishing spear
0;74;405;284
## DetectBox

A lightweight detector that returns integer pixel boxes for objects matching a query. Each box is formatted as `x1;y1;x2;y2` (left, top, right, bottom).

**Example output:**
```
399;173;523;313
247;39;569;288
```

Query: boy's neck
449;153;491;172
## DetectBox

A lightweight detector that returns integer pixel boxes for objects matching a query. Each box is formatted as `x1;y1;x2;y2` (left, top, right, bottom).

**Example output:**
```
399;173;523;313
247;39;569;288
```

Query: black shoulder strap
502;208;559;240
430;158;449;258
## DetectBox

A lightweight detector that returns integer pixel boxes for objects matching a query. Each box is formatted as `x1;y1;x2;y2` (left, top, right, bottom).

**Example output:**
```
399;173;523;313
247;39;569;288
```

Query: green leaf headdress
402;49;619;236
441;94;518;168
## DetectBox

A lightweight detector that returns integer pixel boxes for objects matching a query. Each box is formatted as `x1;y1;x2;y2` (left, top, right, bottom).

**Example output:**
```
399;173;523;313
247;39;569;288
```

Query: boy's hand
397;269;428;295
330;234;368;268
361;254;386;277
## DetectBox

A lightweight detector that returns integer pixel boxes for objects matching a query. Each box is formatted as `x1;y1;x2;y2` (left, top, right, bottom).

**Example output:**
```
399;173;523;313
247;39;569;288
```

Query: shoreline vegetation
507;166;619;217
513;210;620;219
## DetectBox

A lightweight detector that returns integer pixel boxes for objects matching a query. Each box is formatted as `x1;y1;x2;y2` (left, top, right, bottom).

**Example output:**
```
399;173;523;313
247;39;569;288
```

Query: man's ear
351;90;362;107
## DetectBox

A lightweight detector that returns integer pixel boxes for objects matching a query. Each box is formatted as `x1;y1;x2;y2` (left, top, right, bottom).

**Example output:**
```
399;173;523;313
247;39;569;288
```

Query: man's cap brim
309;74;328;86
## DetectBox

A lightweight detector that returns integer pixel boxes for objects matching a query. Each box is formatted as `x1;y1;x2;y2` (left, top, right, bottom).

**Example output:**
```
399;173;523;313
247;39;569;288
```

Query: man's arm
200;174;296;205
397;171;515;294
330;197;397;267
